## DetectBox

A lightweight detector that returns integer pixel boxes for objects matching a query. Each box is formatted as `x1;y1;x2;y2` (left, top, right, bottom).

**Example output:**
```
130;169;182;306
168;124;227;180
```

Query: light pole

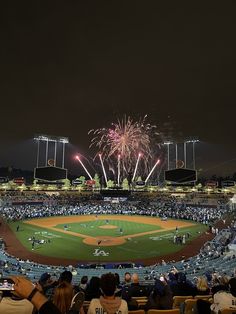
186;139;199;170
184;141;187;168
164;141;173;170
34;134;69;169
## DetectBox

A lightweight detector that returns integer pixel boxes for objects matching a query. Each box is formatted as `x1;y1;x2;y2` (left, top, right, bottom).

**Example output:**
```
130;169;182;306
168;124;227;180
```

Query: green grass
8;217;208;262
55;219;161;237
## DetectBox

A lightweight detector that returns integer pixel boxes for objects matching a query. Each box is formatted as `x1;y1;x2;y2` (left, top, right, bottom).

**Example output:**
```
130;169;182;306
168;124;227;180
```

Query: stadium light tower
117;154;121;186
184;141;187;168
164;141;173;170
34;134;69;169
185;138;199;170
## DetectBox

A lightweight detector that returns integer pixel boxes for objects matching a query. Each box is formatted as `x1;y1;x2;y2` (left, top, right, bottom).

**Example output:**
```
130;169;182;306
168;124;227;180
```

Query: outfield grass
8;217;208;262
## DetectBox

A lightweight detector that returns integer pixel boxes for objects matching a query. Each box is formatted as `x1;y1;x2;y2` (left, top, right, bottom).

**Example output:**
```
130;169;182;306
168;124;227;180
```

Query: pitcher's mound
83;236;126;246
99;225;117;229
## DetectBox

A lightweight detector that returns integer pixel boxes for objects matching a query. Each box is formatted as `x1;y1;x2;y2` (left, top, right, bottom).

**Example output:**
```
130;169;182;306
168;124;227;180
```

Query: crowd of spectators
0;193;231;225
1;266;236;313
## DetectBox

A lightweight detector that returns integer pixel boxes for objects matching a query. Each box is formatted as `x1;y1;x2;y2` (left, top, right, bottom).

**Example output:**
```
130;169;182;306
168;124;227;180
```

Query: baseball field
7;215;208;263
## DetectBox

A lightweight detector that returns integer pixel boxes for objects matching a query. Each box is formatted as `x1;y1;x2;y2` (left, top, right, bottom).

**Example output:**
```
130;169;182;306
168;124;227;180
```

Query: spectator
170;272;197;296
38;272;57;300
122;272;132;286
145;279;173;310
76;276;88;292
0;289;34;314
114;273;122;297
59;270;73;284
211;274;230;295
11;276;61;314
122;273;147;301
211;277;236;313
87;273;128;314
53;281;74;314
195;276;210;295
167;272;178;288
85;276;101;301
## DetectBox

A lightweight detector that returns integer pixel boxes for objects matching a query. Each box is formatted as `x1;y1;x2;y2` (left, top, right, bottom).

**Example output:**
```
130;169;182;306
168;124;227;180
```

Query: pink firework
89;115;161;176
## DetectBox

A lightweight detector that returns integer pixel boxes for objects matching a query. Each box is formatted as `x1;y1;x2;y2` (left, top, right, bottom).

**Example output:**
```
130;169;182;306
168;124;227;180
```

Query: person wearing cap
38;273;57;300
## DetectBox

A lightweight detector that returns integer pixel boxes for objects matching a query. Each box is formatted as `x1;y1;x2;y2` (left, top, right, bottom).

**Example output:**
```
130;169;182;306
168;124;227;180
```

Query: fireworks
89;115;162;179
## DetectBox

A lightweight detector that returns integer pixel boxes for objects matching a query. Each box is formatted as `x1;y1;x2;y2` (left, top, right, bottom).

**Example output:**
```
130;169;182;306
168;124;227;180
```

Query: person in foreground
145;278;173;310
0;288;34;314
11;276;84;314
87;273;128;314
211;277;236;314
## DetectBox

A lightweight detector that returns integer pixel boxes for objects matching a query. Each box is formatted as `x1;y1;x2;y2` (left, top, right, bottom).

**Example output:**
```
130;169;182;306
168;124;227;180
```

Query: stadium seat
128;310;145;314
183;299;197;314
194;294;212;300
83;301;90;313
172;296;193;308
147;309;180;314
220;308;236;314
131;296;148;308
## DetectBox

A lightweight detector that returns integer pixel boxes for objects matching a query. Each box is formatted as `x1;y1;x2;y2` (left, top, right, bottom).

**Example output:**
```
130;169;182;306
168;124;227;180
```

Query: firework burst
89;115;162;179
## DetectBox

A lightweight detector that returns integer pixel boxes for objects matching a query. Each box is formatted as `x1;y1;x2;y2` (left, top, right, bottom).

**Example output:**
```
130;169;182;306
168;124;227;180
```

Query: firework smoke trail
145;159;160;183
132;153;142;182
89;115;162;179
75;155;93;180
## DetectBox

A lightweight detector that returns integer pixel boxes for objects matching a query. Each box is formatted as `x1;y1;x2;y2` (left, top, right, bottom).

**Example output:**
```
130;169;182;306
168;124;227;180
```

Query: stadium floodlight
34;134;69;169
185;138;199;144
164;141;173;145
34;134;69;144
58;137;69;144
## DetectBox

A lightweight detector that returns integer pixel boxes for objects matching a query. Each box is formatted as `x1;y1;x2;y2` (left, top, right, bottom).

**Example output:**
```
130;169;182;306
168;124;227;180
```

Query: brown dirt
0;215;216;266
83;236;126;246
99;225;118;229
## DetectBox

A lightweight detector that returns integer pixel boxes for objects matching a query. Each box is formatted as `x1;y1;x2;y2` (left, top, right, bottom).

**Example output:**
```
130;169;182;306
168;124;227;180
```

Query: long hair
53;282;74;314
196;276;209;292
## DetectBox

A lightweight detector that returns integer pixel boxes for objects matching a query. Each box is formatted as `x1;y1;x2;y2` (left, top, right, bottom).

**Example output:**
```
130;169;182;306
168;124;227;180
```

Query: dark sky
0;1;236;177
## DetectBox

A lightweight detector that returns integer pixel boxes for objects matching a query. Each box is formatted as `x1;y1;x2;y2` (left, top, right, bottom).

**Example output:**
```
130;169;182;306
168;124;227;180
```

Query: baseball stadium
0;132;236;313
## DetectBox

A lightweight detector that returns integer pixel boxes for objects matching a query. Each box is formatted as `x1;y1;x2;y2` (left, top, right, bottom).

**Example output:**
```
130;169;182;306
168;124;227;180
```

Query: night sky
0;2;236;177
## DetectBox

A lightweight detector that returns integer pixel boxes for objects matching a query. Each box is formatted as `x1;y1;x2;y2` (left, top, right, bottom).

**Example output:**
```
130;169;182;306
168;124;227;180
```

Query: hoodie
87;297;128;314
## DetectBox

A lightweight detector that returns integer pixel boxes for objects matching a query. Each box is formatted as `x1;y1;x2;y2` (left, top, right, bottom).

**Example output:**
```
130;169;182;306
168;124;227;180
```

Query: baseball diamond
7;215;208;264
